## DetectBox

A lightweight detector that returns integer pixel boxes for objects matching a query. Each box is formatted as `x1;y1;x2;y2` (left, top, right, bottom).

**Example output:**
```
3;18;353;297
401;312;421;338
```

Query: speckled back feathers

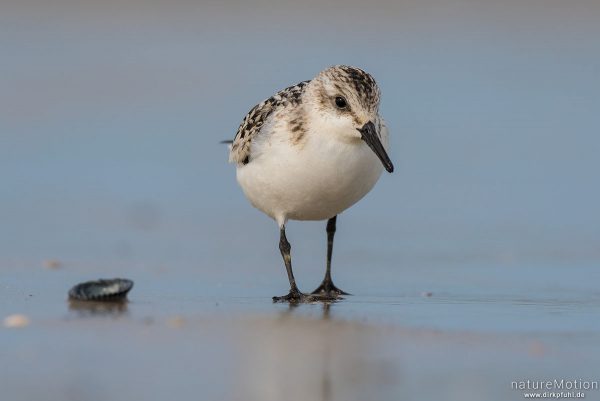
229;81;308;164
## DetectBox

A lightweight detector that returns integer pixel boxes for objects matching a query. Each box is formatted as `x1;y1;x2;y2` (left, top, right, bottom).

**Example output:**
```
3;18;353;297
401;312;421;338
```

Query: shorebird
226;65;393;302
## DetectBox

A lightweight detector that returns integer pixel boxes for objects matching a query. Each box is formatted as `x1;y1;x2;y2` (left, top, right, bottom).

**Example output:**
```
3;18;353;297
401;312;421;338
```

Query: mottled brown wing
229;81;308;165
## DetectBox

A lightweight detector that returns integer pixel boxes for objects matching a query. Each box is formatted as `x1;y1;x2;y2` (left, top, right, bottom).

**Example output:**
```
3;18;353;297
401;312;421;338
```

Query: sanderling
226;65;393;303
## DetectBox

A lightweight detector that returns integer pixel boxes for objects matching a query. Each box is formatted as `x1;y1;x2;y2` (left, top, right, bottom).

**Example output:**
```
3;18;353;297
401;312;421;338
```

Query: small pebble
3;314;31;328
167;316;186;328
43;259;61;269
529;340;546;357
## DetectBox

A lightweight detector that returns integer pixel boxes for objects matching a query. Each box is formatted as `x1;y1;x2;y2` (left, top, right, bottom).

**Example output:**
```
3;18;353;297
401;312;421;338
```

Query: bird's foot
273;289;336;303
311;280;350;298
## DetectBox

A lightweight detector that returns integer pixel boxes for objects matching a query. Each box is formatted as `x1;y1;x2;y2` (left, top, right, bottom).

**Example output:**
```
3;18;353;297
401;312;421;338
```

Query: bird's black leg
311;216;350;297
273;225;318;303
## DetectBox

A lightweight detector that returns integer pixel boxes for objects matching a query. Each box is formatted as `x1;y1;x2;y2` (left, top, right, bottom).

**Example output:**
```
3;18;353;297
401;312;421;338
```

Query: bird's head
306;65;394;173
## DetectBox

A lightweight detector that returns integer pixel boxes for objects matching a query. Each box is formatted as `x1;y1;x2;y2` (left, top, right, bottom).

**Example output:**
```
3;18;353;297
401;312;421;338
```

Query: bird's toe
272;290;336;303
311;280;350;298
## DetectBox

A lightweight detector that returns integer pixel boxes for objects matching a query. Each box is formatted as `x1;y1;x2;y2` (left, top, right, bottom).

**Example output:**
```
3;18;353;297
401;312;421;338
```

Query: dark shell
68;278;134;301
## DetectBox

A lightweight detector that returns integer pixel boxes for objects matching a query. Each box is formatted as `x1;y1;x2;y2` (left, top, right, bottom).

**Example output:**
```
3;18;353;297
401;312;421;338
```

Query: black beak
357;121;394;173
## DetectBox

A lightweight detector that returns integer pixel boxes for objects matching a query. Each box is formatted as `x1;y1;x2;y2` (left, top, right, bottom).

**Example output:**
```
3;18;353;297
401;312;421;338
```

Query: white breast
236;122;388;226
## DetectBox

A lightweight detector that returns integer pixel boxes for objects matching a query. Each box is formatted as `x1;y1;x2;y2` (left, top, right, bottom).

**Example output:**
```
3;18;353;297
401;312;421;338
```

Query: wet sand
3;0;600;400
2;261;599;401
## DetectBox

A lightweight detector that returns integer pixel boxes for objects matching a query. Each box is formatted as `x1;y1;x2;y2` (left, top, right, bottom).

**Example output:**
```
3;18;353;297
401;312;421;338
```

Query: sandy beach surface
2;260;599;401
2;1;600;400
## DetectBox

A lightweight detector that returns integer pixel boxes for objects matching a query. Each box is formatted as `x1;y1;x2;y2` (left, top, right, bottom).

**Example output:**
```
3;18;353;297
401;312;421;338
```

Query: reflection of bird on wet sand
232;301;400;401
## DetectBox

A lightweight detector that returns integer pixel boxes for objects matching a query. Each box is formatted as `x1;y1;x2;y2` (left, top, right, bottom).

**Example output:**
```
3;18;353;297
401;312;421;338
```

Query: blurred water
1;1;600;400
2;0;600;267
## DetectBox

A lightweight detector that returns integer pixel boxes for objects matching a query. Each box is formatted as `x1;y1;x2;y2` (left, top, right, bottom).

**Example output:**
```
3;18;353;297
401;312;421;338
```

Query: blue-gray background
2;2;600;400
2;0;599;307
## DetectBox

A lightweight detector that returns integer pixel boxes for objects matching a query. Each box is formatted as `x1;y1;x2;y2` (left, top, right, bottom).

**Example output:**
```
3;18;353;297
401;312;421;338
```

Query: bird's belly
237;141;383;224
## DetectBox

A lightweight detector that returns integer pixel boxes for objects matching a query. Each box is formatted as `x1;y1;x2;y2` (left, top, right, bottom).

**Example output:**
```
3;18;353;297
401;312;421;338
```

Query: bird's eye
335;96;348;109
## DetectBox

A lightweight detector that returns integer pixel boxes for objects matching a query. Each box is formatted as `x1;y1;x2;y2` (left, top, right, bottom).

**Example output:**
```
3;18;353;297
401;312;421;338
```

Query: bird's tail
220;139;233;152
